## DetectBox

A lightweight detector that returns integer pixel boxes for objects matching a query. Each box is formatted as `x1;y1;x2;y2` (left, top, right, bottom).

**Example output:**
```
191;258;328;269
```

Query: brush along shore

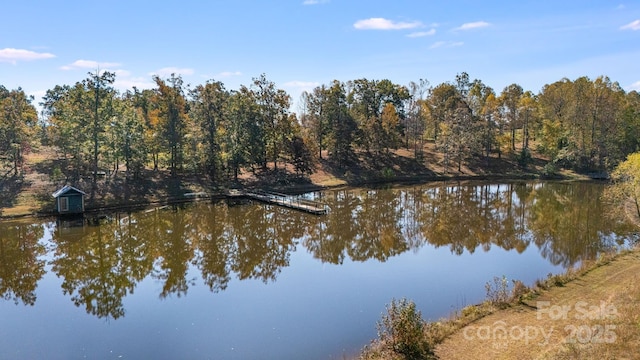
360;247;640;360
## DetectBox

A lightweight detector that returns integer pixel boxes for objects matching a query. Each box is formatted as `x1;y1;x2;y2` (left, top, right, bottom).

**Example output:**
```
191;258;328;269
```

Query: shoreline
359;244;640;359
0;171;598;221
358;196;640;359
1;144;602;220
434;244;640;359
359;203;640;359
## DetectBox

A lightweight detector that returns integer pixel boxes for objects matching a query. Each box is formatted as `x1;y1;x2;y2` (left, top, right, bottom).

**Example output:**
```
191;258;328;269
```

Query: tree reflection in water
0;222;45;305
51;214;153;319
2;181;637;319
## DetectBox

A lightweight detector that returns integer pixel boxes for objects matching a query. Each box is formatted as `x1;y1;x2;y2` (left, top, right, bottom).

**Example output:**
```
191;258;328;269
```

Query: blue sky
1;0;639;113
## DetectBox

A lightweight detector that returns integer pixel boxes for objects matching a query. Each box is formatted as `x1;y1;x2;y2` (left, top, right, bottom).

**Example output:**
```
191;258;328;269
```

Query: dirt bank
435;249;640;359
2;145;587;219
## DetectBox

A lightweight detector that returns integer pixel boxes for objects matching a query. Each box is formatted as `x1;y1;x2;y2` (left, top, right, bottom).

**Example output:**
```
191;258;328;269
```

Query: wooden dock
226;190;328;215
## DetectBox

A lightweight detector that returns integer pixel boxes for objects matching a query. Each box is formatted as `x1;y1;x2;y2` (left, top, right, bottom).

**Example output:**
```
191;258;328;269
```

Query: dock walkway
227;190;327;215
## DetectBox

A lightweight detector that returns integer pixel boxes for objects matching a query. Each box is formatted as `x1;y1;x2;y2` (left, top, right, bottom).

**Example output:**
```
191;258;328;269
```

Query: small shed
52;185;86;214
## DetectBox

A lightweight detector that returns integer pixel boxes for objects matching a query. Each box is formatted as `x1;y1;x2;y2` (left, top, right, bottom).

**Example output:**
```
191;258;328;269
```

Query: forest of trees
2;72;640;186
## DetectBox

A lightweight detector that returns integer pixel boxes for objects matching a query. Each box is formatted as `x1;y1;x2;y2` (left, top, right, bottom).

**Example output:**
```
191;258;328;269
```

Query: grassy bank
435;247;640;359
359;244;640;360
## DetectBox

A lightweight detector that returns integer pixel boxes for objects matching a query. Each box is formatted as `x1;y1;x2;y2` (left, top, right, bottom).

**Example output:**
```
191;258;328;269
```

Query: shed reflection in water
1;182;635;322
0;182;638;357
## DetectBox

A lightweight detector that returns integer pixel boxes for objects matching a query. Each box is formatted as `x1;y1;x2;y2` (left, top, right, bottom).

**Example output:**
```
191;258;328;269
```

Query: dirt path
435;251;640;359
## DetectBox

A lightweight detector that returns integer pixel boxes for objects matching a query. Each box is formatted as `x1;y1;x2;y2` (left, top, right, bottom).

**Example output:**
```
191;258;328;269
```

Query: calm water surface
0;181;637;359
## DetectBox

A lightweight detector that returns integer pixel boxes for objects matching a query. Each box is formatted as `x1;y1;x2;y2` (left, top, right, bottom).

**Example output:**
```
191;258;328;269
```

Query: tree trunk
522;116;527;150
318;132;322;160
13;146;20;176
92;83;100;199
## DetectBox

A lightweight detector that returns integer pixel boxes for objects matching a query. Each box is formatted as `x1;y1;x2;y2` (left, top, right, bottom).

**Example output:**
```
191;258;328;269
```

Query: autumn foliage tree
189;80;229;179
606;152;640;220
537;76;629;170
111;94;147;178
251;74;292;170
404;79;429;158
0;86;38;176
347;78;409;155
325;81;356;165
154;74;188;176
41;72;117;186
300;86;329;160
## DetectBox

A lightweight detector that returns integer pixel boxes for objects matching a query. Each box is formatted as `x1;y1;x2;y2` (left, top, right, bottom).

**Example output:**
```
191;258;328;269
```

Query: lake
0;181;637;359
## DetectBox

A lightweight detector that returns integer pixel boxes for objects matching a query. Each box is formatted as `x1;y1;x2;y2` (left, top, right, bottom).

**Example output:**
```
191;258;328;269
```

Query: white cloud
113;69;131;77
407;29;436;38
629;81;640;91
621;19;640;30
284;81;321;104
0;48;55;64
114;77;156;91
61;59;121;70
113;70;155;91
217;71;243;78
454;21;491;31
430;41;464;49
354;17;422;30
150;67;195;77
303;0;329;5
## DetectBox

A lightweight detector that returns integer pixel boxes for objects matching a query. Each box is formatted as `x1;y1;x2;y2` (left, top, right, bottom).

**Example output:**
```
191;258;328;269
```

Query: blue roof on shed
52;185;87;198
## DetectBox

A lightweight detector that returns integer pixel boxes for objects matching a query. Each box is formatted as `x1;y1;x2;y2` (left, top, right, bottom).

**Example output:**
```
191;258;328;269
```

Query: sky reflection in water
0;181;637;359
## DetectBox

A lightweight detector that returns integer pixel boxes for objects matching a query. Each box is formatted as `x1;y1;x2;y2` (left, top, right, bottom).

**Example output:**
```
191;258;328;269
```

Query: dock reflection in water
0;181;637;359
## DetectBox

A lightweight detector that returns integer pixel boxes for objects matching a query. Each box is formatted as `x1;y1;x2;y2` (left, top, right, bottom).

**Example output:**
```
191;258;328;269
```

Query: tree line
35;72;312;184
1;72;639;184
